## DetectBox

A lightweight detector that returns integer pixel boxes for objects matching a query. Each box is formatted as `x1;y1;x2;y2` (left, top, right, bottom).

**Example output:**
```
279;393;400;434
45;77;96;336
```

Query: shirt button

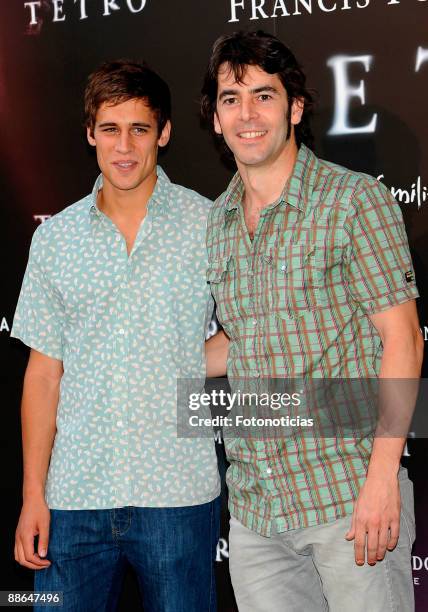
266;467;272;475
117;420;124;428
281;265;287;272
252;319;258;326
118;328;125;335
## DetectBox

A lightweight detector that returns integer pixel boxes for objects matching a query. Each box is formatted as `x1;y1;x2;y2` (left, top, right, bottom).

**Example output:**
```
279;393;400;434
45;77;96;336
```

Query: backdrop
1;1;427;610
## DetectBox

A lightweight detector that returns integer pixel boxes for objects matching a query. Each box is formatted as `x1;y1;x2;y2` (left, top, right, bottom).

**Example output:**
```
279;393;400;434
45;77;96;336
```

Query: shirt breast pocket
269;243;327;318
207;256;239;326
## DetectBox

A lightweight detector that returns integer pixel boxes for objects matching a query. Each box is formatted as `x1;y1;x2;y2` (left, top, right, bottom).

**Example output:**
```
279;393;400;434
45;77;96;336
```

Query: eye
101;127;118;133
258;94;272;102
223;97;237;106
131;127;147;135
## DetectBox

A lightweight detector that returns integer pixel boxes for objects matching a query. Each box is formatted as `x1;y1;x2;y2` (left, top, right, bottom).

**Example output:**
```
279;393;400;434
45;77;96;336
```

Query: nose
239;96;258;123
115;131;132;154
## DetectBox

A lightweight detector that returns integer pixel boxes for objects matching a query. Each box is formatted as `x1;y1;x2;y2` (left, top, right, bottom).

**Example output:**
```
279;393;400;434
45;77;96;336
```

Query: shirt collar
88;165;171;217
223;144;318;215
88;173;103;218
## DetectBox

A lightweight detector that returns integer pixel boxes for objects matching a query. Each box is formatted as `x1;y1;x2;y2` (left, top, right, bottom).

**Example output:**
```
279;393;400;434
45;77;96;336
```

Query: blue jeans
34;498;220;612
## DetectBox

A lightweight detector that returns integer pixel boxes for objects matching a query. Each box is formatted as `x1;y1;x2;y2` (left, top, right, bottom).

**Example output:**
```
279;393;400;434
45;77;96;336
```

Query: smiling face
87;98;170;195
214;63;303;171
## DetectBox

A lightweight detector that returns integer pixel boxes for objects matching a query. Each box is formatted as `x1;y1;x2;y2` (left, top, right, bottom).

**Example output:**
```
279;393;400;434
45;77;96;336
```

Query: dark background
1;1;427;609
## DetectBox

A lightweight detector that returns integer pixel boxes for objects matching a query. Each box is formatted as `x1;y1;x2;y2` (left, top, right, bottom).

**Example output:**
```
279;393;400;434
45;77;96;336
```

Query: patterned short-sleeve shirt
206;145;418;536
12;167;220;510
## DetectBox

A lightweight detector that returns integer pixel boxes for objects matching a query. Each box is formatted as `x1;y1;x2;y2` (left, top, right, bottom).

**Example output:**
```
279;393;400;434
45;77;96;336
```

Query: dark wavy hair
85;60;171;137
201;30;314;150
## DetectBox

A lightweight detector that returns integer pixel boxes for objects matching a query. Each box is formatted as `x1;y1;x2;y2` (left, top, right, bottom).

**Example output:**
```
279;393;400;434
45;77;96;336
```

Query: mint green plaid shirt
206;145;418;536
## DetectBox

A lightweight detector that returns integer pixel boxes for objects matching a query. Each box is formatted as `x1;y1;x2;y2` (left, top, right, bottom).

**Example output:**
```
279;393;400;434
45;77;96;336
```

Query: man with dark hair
201;31;422;611
12;59;220;611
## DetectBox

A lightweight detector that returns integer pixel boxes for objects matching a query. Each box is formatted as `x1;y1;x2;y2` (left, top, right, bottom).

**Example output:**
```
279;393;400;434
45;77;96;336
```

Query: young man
12;60;220;612
201;31;423;611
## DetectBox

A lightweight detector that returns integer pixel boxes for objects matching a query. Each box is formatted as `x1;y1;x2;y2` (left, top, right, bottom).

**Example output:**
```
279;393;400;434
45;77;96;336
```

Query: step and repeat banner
1;1;427;610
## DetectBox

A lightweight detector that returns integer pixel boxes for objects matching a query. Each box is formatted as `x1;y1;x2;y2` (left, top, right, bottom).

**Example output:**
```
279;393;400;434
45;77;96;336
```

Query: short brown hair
84;60;171;137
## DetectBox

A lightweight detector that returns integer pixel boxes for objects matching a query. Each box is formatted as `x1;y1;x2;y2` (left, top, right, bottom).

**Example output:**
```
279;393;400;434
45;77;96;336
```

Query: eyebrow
218;85;279;100
97;121;152;128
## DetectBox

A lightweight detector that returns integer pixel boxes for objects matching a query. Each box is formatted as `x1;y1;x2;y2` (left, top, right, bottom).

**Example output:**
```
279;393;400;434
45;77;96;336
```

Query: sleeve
205;198;219;336
204;291;215;339
11;226;65;360
343;177;419;314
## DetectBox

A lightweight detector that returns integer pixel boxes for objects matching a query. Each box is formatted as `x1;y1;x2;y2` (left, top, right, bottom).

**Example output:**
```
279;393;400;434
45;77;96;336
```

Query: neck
237;141;299;212
98;169;158;221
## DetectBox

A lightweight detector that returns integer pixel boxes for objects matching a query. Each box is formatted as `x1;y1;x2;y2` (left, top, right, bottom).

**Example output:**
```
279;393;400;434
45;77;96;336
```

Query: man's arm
345;300;424;565
14;349;63;570
205;330;229;377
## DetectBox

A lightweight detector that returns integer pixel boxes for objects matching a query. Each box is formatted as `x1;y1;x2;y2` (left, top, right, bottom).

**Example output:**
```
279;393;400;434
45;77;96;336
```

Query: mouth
238;130;267;140
112;160;138;171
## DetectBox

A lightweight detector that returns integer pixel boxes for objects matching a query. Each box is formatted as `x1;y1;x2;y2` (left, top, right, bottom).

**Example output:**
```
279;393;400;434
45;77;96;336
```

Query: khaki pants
229;468;415;612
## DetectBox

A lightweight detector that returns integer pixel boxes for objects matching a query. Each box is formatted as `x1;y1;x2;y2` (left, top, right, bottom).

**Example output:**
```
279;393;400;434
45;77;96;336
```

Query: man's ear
87;126;96;147
213;111;222;135
291;97;304;126
158;120;171;148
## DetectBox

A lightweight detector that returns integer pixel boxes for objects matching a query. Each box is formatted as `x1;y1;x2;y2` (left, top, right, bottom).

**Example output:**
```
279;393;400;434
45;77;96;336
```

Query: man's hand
15;497;51;570
345;300;423;567
14;348;61;570
345;472;400;566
